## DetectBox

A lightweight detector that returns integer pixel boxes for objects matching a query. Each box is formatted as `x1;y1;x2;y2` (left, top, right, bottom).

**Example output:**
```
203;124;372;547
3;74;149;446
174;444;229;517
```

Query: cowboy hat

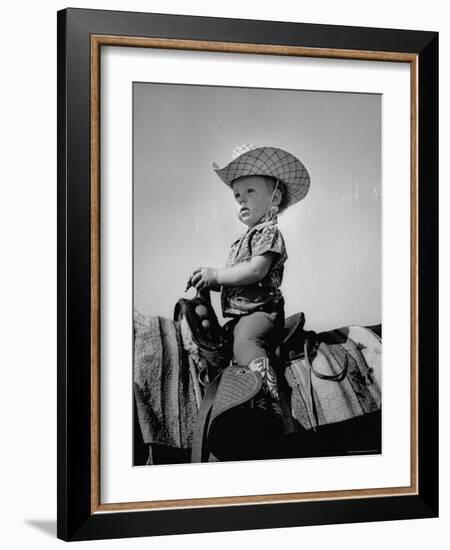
212;144;311;208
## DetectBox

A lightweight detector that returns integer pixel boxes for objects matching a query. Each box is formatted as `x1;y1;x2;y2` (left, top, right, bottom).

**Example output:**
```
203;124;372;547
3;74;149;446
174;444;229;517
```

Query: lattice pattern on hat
231;143;257;159
214;146;310;207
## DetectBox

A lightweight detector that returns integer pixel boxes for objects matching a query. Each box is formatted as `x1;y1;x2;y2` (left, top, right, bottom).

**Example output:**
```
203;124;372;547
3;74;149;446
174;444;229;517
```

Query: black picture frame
57;7;438;541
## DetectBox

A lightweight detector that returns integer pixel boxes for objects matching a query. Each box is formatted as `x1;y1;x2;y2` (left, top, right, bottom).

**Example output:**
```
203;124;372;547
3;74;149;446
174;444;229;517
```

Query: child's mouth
240;207;250;214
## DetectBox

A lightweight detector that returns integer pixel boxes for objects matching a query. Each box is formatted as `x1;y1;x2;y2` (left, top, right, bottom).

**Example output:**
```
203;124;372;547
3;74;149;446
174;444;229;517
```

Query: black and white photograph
132;82;382;466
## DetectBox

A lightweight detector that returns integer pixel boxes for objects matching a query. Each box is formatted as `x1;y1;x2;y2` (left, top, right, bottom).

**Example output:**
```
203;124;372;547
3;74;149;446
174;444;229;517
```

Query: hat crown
231;143;257;160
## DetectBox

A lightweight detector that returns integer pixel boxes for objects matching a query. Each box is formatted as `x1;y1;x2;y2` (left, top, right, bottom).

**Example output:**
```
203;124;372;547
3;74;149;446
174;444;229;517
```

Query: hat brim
213;146;310;207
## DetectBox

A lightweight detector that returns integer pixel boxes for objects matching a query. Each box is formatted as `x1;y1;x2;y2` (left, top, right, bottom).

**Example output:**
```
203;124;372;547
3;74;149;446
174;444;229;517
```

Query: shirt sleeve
250;223;287;259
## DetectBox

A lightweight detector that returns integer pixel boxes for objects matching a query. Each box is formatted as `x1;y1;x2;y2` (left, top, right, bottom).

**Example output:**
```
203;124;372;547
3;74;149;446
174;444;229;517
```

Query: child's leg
233;310;284;417
232;310;281;366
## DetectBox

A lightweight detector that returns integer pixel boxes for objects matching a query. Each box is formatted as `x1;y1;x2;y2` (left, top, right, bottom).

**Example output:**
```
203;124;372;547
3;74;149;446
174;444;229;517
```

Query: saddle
174;291;316;462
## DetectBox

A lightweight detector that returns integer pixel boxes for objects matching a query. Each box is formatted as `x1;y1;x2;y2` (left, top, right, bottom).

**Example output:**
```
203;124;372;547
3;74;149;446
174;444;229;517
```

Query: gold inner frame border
89;34;419;514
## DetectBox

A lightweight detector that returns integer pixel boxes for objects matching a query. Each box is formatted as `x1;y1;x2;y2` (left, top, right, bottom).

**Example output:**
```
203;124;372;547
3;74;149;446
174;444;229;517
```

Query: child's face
231;176;275;228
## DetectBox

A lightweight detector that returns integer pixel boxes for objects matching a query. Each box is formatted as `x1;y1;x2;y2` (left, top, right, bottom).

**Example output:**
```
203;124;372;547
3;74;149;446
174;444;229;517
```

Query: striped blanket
285;326;381;431
134;311;381;450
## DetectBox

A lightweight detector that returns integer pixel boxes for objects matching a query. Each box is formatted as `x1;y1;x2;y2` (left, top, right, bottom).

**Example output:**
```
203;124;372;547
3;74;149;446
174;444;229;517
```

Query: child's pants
232;307;284;367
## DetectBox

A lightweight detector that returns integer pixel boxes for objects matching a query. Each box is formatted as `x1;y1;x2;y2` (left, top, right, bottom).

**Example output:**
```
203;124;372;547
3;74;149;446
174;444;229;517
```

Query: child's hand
189;267;219;291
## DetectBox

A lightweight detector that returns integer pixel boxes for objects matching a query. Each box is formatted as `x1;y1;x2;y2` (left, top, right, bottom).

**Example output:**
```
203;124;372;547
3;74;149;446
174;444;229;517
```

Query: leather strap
191;371;223;463
303;339;318;430
302;339;349;430
304;341;348;381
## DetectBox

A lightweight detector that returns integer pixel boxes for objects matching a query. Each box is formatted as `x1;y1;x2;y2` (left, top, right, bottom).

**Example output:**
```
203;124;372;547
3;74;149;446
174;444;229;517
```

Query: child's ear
272;189;283;206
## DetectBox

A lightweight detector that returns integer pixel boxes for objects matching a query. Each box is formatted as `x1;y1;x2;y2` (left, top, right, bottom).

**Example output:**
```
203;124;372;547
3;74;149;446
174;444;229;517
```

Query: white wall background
133;83;381;330
0;1;447;548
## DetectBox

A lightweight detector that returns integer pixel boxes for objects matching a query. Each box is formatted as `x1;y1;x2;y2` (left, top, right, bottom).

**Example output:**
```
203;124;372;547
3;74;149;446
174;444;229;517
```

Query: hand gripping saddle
174;291;315;462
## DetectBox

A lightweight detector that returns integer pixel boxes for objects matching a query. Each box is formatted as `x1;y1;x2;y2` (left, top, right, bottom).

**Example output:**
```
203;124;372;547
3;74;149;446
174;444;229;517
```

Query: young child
187;144;310;403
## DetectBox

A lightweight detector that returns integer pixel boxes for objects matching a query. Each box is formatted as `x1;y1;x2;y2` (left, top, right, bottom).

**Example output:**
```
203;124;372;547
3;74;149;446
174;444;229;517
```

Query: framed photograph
57;8;438;541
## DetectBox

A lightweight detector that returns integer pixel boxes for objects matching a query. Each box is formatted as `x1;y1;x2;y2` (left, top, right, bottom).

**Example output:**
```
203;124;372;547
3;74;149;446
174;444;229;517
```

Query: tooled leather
209;366;262;423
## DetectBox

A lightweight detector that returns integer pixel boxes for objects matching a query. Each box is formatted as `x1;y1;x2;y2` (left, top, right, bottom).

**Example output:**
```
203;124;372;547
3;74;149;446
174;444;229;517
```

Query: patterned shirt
221;218;288;317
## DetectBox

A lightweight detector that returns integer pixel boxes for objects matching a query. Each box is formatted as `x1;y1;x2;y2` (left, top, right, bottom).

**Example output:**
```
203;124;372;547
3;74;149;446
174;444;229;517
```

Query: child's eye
247;188;255;193
234;193;240;199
